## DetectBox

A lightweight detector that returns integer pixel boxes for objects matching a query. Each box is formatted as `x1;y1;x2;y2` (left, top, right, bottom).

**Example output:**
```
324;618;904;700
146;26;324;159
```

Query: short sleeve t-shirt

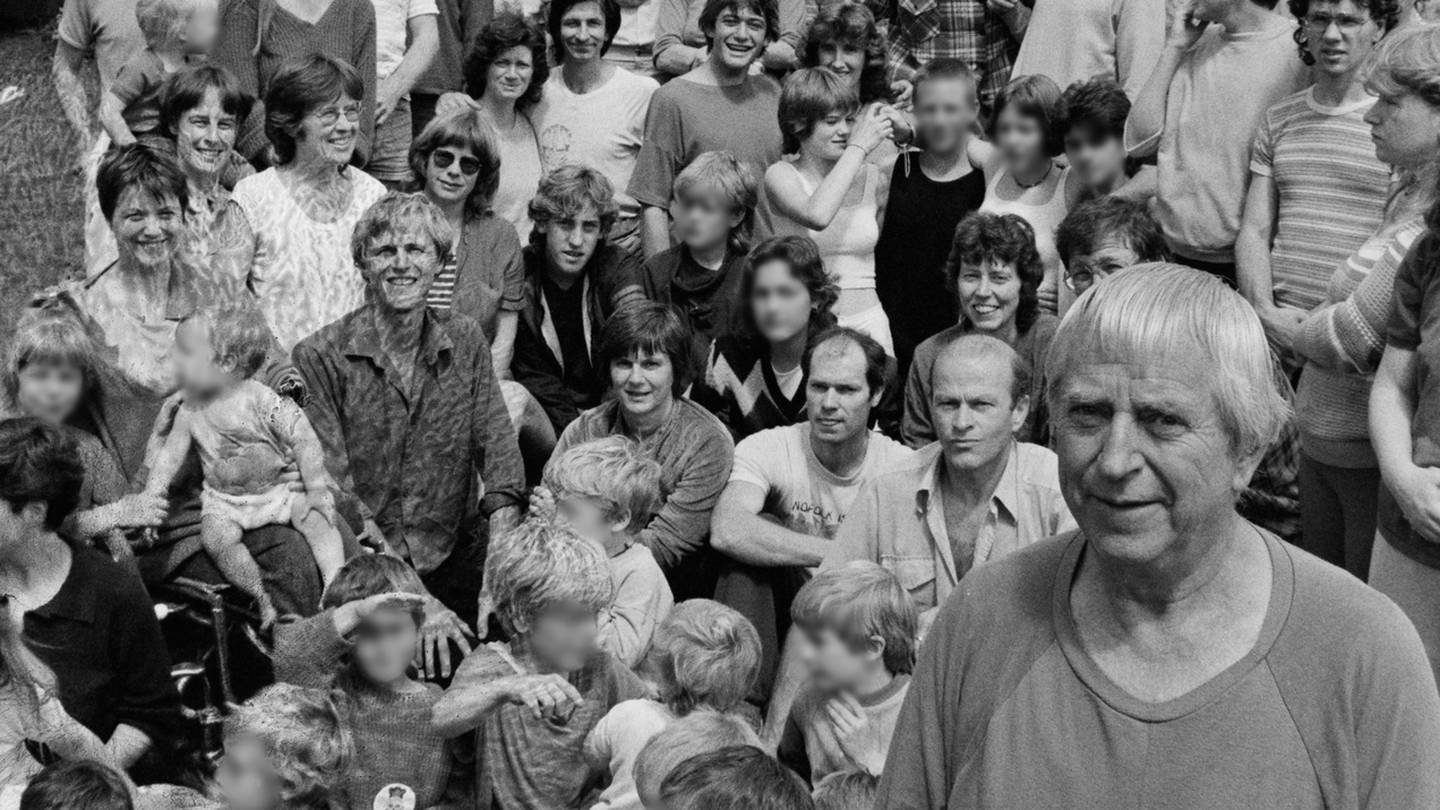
372;0;440;80
1249;88;1388;312
627;75;782;210
729;424;913;540
57;0;144;91
534;69;658;217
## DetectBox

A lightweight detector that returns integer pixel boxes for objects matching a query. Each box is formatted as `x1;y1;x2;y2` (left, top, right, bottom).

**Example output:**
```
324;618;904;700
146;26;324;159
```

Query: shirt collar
29;545;98;624
914;440;1020;518
341;304;454;367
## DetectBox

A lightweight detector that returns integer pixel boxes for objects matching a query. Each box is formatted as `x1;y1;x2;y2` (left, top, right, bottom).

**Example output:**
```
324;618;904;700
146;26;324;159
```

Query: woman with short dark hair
552;301;736;601
436;13;548;240
211;54;387;352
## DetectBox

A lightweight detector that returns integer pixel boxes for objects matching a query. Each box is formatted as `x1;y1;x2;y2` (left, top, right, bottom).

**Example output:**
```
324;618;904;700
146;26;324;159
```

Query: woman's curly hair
803;3;890;105
464;12;550;110
944;211;1044;336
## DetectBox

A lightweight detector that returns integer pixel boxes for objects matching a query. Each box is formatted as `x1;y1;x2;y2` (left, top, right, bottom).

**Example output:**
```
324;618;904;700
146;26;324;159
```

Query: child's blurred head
639;599;761;715
657;745;813;810
320;555;428;689
136;0;219;55
174;305;272;397
4;312;97;426
219;684;353;810
671;151;758;257
810;770;878;810
18;761;131;810
542;436;663;556
792;561;917;692
485;519;614;673
633;711;761;808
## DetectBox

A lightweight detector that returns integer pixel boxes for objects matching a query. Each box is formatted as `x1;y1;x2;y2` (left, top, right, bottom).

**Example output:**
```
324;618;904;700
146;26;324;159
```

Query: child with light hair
219;684;353;810
810;769;878;810
778;561;917;784
657;745;814;810
98;0;220;147
631;711;762;809
17;761;132;810
540;436;673;666
434;519;646;809
143;305;344;627
585;600;763;810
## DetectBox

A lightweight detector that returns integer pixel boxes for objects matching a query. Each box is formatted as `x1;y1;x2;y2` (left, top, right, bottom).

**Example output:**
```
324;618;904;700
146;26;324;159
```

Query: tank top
772;161;881;290
979;163;1070;280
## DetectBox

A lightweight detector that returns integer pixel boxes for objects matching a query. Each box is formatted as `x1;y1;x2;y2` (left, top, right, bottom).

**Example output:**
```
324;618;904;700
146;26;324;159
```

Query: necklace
1012;163;1054;189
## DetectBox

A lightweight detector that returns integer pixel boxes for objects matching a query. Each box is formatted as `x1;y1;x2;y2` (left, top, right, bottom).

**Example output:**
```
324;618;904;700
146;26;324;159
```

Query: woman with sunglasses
411;109;525;376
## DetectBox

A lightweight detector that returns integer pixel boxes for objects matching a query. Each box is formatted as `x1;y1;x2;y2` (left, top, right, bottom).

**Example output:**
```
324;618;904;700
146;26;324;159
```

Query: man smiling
629;0;784;257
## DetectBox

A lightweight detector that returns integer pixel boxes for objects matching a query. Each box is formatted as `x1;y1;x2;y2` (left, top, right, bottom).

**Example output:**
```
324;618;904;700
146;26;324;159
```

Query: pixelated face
15;361;84;425
488;45;535;102
1066;238;1140;297
913;75;977;156
995;104;1048;171
955;258;1021;335
425;145;482;207
817;40;865;88
610;349;676;421
175;87;239;177
555;493;627;554
1305;0;1382;78
351;605;420;686
216;735;284;810
362;223;442;313
111;186;182;269
802;108;857;162
707;5;768;72
797;624;873;693
183;0;220;54
172;318;235;397
1365;91;1440;171
805;339;878;444
930;352;1025;473
541;202;604;278
1063;126;1127;195
560;0;609;63
525;601;600;674
749;259;814;345
671;190;741;254
295;93;360;167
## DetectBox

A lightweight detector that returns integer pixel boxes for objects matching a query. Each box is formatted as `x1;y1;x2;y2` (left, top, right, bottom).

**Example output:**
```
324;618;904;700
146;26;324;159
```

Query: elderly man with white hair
877;264;1440;809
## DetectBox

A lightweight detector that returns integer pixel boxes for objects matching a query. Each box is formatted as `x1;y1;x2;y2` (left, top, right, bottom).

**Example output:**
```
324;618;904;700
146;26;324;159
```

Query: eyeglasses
1305;13;1369;33
312;103;362;127
431;149;483;176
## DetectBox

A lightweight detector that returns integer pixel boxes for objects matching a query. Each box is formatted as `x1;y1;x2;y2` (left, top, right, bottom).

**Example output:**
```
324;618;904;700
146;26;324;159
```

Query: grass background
1;21;90;341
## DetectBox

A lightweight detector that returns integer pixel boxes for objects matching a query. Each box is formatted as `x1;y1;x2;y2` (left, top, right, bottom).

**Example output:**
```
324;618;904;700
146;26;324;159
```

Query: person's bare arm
377;13;440;123
1237;172;1306;352
105;724;153;769
1372;346;1440;541
143;408;195;497
53;41;93;150
1124;0;1205;158
491;311;518;378
97;91;136;146
765;110;892;231
641;205;672;259
432;674;583;737
710;481;832;567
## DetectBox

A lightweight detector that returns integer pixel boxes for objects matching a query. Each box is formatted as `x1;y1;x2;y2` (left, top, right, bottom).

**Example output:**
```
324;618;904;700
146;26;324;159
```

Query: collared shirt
881;0;1016;111
293;304;525;574
827;441;1075;611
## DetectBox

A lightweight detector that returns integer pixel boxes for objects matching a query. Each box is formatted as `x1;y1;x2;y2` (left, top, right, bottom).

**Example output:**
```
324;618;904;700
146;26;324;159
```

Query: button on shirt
827;441;1075;611
293;305;525;574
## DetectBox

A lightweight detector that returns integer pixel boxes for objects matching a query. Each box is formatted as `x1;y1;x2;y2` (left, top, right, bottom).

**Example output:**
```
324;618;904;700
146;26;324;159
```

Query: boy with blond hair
778;561;917;784
586;600;763;810
434;520;646;809
542;435;674;667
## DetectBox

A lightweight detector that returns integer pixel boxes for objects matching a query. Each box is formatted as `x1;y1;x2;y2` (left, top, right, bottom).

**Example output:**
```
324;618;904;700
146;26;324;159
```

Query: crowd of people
10;0;1440;806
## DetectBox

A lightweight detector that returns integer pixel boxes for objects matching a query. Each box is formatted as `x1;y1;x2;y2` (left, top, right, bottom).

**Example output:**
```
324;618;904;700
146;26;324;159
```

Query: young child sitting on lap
541;436;674;667
656;746;814;810
98;0;218;148
144;305;344;626
778;561;917;784
273;555;466;810
433;519;647;809
632;712;762;810
586;599;762;810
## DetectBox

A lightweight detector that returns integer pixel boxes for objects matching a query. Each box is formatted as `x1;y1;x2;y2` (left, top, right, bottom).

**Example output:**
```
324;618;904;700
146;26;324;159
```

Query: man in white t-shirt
370;0;440;184
533;0;660;253
711;327;913;700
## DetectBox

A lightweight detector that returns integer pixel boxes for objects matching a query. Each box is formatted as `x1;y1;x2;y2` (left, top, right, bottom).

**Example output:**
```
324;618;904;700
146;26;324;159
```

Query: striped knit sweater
1293;217;1427;467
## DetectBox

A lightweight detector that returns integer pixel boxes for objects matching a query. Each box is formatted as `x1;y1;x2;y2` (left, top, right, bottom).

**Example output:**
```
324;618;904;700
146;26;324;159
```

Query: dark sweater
641;245;748;377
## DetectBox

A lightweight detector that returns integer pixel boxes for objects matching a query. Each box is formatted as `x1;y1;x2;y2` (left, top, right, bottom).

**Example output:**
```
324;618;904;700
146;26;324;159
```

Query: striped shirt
1250;88;1389;311
426;253;459;310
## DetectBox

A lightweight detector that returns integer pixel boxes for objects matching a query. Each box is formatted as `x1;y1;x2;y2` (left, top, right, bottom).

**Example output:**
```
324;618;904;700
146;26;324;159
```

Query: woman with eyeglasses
411;109;525;377
211;54;387;352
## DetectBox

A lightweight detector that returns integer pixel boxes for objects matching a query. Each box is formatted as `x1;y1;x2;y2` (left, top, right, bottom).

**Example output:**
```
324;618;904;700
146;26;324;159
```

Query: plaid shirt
881;0;1017;111
1240;415;1301;544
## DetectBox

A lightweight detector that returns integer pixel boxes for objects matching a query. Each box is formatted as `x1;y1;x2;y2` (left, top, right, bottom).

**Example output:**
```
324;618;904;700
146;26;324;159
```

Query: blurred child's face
173;319;235;397
914;76;976;156
672;191;741;255
817;40;866;90
524;602;600;674
802;108;856;161
217;735;283;810
352;606;420;686
182;0;221;54
996;106;1047;171
1063;126;1127;194
556;494;628;556
15;362;84;425
750;260;814;345
797;626;873;693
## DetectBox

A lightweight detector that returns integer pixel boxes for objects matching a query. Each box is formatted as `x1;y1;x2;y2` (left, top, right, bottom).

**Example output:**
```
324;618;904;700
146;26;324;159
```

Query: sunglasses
432;149;483;176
